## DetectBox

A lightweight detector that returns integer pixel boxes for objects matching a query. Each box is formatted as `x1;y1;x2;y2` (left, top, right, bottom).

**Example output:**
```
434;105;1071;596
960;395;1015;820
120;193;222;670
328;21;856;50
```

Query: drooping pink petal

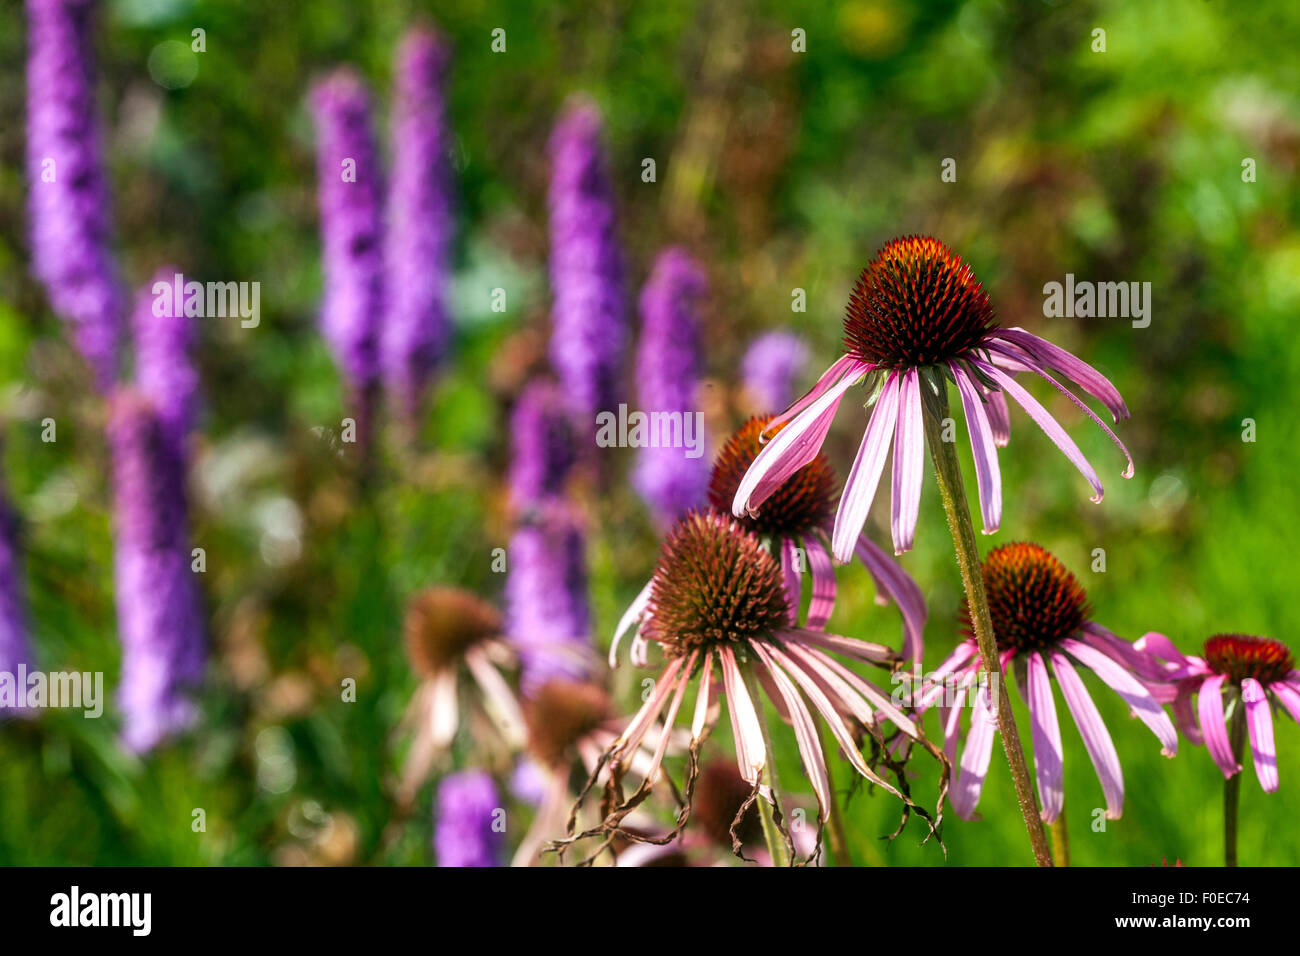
735;373;860;518
915;640;980;711
951;361;1002;534
951;681;998;820
613;657;685;759
429;667;459;749
609;577;653;667
972;358;1105;503
1061;638;1178;756
1271;679;1300;728
987;343;1134;479
992;328;1129;421
780;537;802;626
763;354;865;434
854;533;927;662
831;372;900;562
889;368;924;554
1196;674;1241;779
805;538;836;629
749;641;833;817
636;651;696;788
1051;652;1124;819
1172;692;1204;746
782;638;920;740
780;628;898;666
691;651;715;739
1024;652;1065;824
718;645;767;786
464;645;527;747
1241;677;1278;793
984;386;1010;447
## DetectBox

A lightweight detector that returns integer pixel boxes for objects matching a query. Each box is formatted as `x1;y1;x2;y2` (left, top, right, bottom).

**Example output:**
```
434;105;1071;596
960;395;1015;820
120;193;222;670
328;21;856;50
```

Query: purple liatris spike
107;390;205;752
507;379;575;513
742;330;808;413
309;69;384;402
434;770;503;867
384;26;456;426
546;97;627;419
25;0;124;390
0;477;34;716
132;267;200;452
505;508;591;695
631;248;709;525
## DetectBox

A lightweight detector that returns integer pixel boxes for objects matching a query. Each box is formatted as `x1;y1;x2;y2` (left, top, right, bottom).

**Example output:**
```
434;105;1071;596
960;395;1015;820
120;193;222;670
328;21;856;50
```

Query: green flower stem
921;376;1054;867
1049;804;1070;867
742;666;792;868
1224;698;1246;867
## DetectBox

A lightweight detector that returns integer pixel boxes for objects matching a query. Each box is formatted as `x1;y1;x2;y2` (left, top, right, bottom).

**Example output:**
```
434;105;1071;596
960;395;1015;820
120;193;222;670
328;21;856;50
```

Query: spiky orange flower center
968;543;1090;655
844;235;996;369
524;679;612;769
404;587;501;676
1204;634;1293;685
643;511;790;655
707;415;836;537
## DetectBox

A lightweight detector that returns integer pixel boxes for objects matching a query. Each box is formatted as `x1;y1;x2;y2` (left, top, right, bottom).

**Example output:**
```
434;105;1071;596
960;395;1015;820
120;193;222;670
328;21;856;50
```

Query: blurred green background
1;0;1297;865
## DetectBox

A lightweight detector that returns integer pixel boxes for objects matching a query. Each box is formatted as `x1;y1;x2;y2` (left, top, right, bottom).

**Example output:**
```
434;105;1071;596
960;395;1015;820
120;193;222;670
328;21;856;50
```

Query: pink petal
889;368;924;554
951;361;1002;534
610;578;653;667
718;645;767;785
805;537;836;630
992;328;1130;421
1025;652;1065;823
1196;674;1241;779
780;537;802;626
782;638;920;740
764;354;865;433
1051;652;1124;819
748;642;835;817
780;627;898;666
984;386;1010;447
1271;679;1300;728
1241;678;1278;792
854;533;927;662
951;680;998;820
691;651;715;739
831;372;900;562
1060;637;1178;756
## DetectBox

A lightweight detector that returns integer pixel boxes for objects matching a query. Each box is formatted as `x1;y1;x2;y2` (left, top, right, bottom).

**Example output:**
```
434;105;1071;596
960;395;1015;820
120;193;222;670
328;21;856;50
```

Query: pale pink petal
951;361;1002;534
984;386;1010;447
780;537;802;626
692;651;715;739
951;680;998;820
610;577;653;667
1024;652;1064;823
613;657;685;760
429;667;459;749
972;358;1105;502
1241;678;1278;792
780;627;898;666
764;354;865;433
782;639;921;740
805;538;836;629
915;640;980;711
718;645;766;785
1052;652;1124;819
831;372;900;562
1196;674;1241;779
1271;680;1300;728
889;368;924;554
464;645;527;747
1060;637;1178;756
854;533;927;662
992;328;1129;421
637;652;696;788
749;641;833;816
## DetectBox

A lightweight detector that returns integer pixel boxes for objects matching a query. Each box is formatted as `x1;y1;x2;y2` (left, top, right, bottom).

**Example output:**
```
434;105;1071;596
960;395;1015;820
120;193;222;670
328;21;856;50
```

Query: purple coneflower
504;509;594;695
741;330;809;414
564;510;937;865
1130;633;1298;865
0;478;34;712
310;69;384;432
546;97;627;419
631;247;709;526
384;26;455;427
25;0;124;390
435;770;504;867
732;235;1133;559
108;390;205;751
397;587;525;805
923;543;1176;824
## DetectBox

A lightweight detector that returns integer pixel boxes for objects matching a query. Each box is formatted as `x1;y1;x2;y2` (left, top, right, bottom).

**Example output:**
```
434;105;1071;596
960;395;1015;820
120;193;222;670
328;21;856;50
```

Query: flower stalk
1224;696;1246;867
920;370;1053;867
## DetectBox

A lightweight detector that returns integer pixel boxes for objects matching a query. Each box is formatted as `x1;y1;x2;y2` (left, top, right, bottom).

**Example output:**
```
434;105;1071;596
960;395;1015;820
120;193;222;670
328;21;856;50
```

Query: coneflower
132;266;199;452
0;476;34;717
561;510;940;866
25;0;124;390
921;543;1175;849
507;380;576;514
631;248;709;526
1131;632;1299;865
309;69;384;445
396;587;525;807
504;509;593;695
547;97;627;420
107;390;205;752
741;330;809;414
384;25;455;429
734;236;1135;866
434;770;504;867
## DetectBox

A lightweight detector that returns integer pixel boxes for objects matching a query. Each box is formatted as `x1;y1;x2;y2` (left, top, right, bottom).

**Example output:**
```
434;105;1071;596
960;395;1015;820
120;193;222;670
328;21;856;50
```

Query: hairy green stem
921;376;1053;867
1224;698;1246;867
1049;806;1070;867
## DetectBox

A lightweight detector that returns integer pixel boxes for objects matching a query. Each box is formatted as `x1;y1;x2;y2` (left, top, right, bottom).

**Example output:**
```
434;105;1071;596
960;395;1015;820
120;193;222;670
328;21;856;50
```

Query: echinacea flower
741;330;809;414
107;390;205;752
705;414;927;661
309;69;385;426
384;25;455;426
25;0;125;390
631;247;709;526
924;543;1176;822
732;235;1134;559
435;770;504;867
564;510;936;864
1133;633;1299;793
396;587;526;806
546;97;627;419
